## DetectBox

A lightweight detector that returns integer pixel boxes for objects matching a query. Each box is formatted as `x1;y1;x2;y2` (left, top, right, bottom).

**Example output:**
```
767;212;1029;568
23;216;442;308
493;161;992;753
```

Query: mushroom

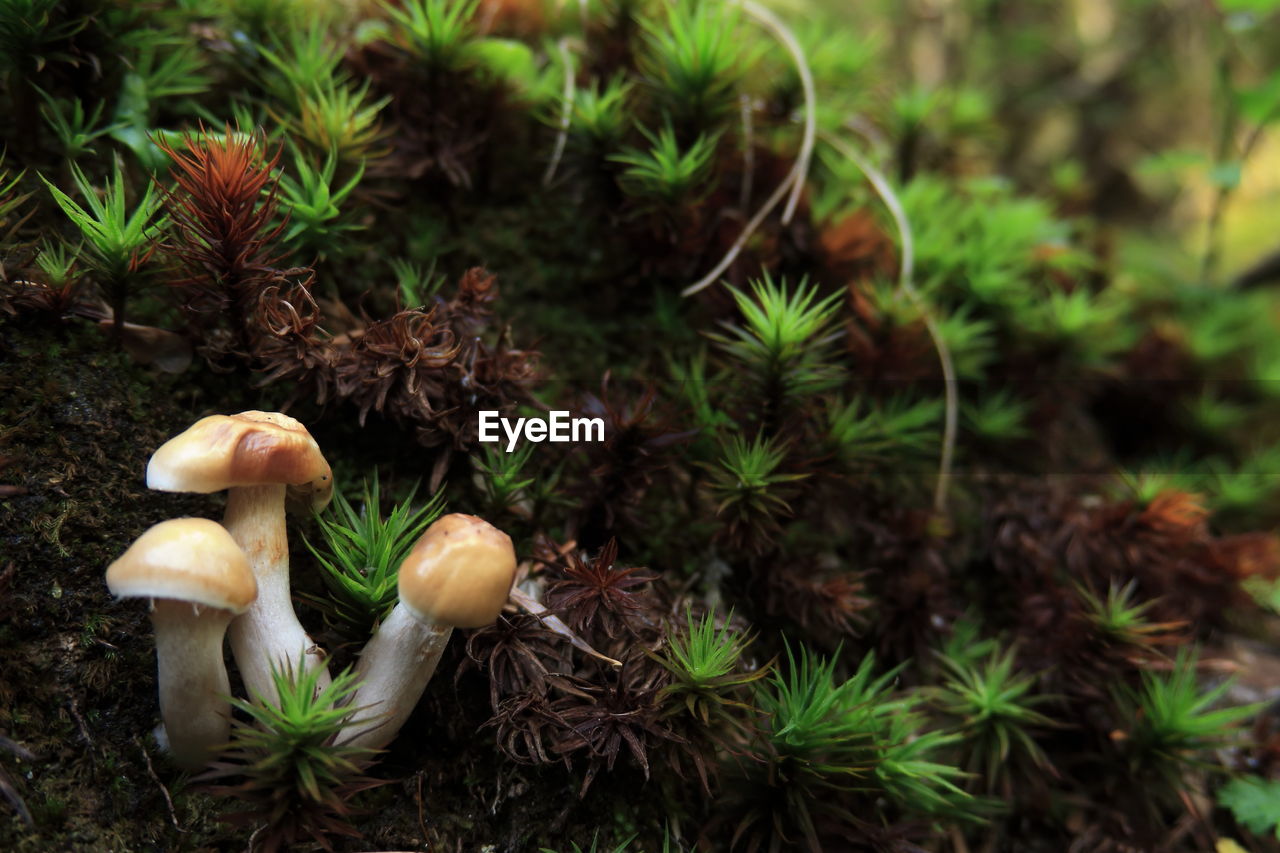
338;513;517;749
145;410;334;703
105;518;257;769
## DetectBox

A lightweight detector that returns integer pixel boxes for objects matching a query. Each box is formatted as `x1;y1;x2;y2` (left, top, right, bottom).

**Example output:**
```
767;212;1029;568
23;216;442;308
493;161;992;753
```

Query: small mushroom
338;513;517;749
146;410;334;703
105;518;257;769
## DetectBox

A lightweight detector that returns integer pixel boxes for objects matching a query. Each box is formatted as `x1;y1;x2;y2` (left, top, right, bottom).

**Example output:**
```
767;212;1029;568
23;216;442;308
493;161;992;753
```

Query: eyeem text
478;410;605;452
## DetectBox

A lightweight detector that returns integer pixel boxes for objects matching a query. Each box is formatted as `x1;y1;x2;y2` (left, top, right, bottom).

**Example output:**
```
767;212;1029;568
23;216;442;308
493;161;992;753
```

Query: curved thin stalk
509;586;622;667
542;39;575;187
681;0;815;297
680;158;801;298
820;129;956;516
740;0;814;225
738;93;755;212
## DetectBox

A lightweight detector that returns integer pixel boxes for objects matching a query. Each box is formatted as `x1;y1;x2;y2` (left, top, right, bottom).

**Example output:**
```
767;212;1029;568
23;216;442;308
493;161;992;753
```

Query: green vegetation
655;607;767;727
201;660;384;852
1112;650;1260;792
304;476;445;639
2;0;1279;851
932;646;1057;791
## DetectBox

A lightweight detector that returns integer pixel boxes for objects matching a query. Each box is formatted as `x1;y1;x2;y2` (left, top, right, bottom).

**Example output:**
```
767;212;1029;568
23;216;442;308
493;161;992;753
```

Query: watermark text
478;410;604;452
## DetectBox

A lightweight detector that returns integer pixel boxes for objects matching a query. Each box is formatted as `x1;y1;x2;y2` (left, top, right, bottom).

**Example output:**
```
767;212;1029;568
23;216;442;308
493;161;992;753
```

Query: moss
4;2;1280;847
0;316;221;850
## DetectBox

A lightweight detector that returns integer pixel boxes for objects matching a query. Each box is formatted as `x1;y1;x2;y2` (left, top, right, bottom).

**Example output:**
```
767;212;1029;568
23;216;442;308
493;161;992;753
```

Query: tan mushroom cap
146;411;333;507
106;518;257;613
398;514;517;628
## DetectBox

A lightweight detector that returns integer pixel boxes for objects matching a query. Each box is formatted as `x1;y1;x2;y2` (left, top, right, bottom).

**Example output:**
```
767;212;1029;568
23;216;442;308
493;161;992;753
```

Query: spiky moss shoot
0;0;105;110
472;442;539;522
276;145;367;261
32;236;77;288
930;645;1060;794
706;432;806;554
727;644;975;852
1110;649;1261;797
198;659;386;853
823;394;944;475
649;607;770;793
546;539;657;641
275;80;390;169
708;273;845;428
39;161;165;331
610;124;719;213
0;155;33;237
900;175;1087;315
7;236;87;316
655;607;768;727
381;0;482;75
961;388;1031;443
301;474;445;641
638;0;750;135
566;76;633;161
35;86;116;160
390;255;448;308
1078;579;1188;650
154;125;293;354
217;0;314;48
257;22;349;111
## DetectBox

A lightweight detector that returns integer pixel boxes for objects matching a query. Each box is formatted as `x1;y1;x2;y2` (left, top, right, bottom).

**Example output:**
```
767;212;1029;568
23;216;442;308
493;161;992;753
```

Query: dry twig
820;129;957;516
133;735;184;832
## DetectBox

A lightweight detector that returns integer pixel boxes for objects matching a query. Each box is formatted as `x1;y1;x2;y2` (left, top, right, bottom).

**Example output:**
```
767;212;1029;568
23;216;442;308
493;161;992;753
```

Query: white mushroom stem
151;600;235;769
336;604;451;750
223;483;331;702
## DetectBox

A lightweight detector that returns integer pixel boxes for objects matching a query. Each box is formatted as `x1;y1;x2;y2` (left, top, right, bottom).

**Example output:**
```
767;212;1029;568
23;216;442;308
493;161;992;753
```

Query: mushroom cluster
106;410;518;769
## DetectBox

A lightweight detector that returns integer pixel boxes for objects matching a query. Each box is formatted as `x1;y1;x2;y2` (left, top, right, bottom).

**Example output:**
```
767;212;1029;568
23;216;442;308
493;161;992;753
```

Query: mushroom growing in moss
338;513;517;749
146;410;333;703
106;518;257;769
